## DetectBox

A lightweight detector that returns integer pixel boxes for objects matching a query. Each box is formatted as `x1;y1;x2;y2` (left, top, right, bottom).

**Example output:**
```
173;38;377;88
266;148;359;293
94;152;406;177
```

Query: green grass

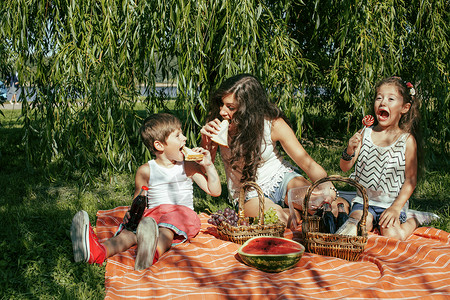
0;107;448;299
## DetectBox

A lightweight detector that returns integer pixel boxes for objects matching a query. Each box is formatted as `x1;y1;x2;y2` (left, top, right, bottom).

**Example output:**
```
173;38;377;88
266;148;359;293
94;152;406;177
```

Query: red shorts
143;204;201;245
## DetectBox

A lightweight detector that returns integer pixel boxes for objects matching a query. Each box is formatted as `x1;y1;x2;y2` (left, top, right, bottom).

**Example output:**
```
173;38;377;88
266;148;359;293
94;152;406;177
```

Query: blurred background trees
0;0;448;181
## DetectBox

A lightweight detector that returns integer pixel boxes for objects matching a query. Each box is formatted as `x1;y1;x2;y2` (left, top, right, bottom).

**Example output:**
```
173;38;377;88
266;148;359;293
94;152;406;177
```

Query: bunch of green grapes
252;207;279;225
264;207;279;224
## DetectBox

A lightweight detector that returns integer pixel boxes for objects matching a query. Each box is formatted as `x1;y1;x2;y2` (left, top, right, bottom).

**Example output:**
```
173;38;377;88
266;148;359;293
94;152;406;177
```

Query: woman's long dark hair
208;74;288;182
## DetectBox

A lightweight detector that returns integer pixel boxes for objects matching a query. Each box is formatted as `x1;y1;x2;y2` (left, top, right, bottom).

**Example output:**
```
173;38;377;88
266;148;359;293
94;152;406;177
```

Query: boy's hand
190;147;213;167
123;210;131;225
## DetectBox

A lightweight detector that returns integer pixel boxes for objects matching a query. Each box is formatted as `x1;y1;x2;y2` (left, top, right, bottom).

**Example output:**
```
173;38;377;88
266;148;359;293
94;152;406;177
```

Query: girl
340;76;421;240
201;74;344;223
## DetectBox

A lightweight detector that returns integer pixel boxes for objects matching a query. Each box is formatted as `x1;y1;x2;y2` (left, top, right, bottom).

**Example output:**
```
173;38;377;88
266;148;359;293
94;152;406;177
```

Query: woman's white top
351;126;410;211
220;119;294;205
146;159;194;210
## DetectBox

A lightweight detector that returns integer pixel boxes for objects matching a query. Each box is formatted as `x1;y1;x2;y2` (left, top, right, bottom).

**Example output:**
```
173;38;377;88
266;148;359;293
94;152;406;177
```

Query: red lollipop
362;115;374;127
361;115;374;136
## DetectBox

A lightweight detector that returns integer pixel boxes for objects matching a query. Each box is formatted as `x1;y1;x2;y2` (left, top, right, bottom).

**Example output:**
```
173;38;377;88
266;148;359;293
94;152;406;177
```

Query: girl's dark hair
374;77;423;176
208;74;288;182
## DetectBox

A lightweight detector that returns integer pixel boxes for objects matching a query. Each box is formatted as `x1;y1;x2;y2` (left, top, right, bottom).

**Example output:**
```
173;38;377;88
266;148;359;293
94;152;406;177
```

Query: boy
71;113;221;270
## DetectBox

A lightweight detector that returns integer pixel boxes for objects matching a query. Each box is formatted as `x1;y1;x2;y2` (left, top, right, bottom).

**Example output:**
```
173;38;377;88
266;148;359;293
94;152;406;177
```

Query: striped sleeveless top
350;126;410;210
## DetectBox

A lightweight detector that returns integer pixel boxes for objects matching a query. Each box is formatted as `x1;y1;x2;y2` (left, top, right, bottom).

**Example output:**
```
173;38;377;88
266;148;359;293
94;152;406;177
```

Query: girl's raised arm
340;131;363;172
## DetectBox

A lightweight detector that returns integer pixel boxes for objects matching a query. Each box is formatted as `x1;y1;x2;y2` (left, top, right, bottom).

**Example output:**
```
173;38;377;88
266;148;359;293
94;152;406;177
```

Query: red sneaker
70;210;106;264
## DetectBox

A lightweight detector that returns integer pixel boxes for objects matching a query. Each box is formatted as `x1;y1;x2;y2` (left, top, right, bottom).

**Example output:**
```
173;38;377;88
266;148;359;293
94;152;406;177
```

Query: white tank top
220;119;294;204
146;160;194;210
350;126;410;210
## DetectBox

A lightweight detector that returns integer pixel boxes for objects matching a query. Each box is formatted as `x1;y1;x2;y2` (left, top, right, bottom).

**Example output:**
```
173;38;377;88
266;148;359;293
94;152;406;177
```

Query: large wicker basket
302;175;368;261
217;181;286;245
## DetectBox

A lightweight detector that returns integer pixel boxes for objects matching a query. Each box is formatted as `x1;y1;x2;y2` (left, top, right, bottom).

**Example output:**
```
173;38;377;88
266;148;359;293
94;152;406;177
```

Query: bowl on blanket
237;236;305;273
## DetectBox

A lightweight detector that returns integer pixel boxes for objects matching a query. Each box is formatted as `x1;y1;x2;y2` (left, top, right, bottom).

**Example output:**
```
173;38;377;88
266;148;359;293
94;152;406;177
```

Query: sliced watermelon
238;236;305;272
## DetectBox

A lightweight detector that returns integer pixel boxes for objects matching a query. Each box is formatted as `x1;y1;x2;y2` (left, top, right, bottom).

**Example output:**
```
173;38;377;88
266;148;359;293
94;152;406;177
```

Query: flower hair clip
406;82;416;96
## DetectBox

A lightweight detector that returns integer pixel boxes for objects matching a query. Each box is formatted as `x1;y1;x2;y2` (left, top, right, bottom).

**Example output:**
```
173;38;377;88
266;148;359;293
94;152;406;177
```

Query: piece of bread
211;119;229;147
182;146;204;161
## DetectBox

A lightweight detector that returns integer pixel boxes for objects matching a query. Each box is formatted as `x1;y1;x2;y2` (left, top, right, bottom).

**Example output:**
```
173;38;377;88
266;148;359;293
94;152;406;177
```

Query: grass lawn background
0;106;448;299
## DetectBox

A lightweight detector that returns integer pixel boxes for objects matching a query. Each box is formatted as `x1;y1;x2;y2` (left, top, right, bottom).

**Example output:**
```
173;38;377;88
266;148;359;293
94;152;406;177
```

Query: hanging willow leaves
0;0;447;180
0;0;311;180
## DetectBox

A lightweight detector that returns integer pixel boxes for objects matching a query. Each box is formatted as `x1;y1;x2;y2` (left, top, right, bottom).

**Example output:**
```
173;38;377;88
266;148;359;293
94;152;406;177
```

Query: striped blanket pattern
96;206;450;299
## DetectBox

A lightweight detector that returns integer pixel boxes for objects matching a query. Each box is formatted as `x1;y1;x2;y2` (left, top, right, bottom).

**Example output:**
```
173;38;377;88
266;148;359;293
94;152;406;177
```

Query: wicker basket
302;175;368;261
217;181;286;244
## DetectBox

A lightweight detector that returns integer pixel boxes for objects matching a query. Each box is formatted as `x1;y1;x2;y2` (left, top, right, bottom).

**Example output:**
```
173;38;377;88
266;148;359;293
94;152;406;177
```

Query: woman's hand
200;119;223;162
200;118;222;139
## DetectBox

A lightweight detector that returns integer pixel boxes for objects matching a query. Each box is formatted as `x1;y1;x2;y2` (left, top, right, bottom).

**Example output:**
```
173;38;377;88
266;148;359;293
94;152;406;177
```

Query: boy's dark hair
139;113;181;154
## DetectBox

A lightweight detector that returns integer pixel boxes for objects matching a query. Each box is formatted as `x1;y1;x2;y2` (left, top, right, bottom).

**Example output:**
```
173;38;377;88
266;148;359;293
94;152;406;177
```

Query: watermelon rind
237;236;305;273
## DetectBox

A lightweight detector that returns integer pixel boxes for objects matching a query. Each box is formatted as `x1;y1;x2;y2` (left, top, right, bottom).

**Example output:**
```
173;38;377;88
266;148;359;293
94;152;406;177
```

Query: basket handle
238;181;265;225
302;175;369;235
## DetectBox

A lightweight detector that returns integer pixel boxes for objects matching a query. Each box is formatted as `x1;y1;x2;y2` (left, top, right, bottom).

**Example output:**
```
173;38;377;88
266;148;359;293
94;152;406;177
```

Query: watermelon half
237;236;305;272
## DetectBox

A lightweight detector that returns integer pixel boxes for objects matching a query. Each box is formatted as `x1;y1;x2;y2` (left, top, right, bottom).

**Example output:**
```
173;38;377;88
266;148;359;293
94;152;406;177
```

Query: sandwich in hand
182;146;204;161
211;119;229;147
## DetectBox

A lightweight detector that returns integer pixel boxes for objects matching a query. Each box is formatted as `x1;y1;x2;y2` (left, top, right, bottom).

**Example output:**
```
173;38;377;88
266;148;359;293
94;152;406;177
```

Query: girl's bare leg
349;210;374;232
381;218;418;241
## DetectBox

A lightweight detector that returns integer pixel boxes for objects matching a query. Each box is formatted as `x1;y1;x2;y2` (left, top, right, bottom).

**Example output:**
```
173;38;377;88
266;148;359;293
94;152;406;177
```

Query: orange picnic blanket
96;206;450;299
